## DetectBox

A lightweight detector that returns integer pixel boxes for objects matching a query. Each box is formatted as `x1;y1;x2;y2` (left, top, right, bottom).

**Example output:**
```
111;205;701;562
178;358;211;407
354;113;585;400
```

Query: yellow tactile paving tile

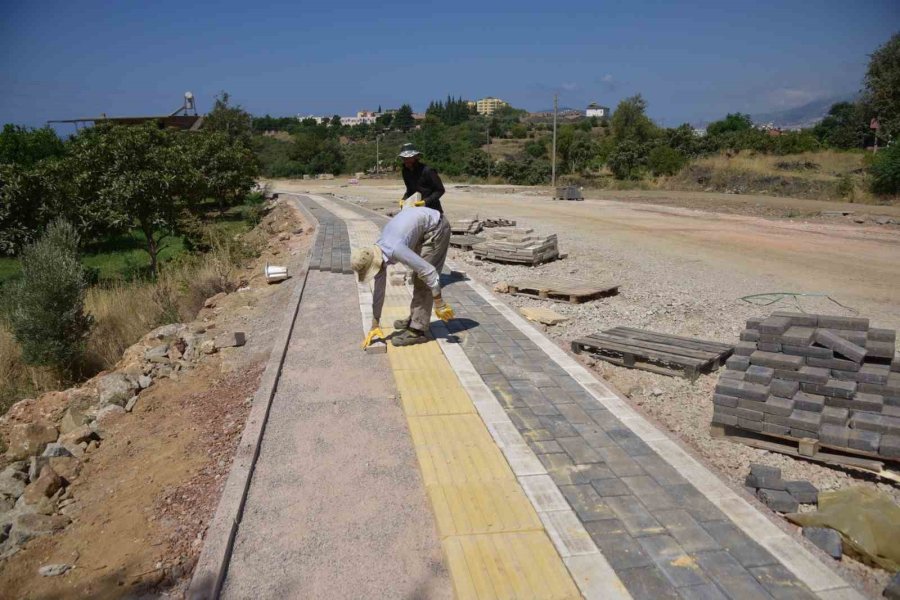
407;414;497;449
444;532;582;600
388;342;447;371
395;370;474;416
427;480;543;537
414;435;516;486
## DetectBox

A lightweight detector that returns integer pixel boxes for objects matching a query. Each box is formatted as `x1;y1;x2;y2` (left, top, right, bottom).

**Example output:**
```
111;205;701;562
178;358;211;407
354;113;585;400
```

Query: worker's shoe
393;317;411;330
392;328;428;347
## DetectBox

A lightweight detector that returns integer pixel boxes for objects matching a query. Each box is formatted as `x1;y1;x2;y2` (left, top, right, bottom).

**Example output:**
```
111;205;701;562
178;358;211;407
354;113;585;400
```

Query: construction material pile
473;227;559;265
713;311;900;460
450;218;483;235
483;218;516;228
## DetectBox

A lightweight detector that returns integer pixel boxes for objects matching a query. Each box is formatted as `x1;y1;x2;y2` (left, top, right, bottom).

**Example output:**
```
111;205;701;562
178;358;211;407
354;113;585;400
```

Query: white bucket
264;262;289;283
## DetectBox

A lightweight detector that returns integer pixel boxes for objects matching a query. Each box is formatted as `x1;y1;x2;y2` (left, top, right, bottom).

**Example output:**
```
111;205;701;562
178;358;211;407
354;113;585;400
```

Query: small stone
39;564;72;577
214;332;246;349
124;396;138;412
40;443;73;458
85;441;99;453
95;404;126;426
200;340;217;355
138;375;152;389
802;527;842;559
48;457;81;483
0;465;28;499
22;466;63;504
96;373;136;406
493;282;509;293
278;232;291;241
58;408;88;435
884;571;900;600
59;425;94;446
6;422;59;461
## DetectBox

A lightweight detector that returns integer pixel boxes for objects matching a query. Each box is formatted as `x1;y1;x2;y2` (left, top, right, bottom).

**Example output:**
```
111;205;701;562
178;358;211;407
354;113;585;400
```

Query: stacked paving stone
713;311;900;461
473;227;559;265
449;217;483;234
743;464;818;513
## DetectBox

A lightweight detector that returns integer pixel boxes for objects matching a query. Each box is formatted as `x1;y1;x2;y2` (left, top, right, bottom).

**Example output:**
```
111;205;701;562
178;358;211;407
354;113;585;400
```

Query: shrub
647;145;687;176
870;144;900;196
606;141;649;180
8;219;93;373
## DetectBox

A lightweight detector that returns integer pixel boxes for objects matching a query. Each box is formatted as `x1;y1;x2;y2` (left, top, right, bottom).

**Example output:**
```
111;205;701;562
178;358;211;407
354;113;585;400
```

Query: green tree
525;140;547;158
376;112;394;129
610;95;658;143
186;131;259;211
205;92;253;146
9;219;93;373
0;124;66;167
606;140;649;180
707;113;753;136
813;102;866;149
865;33;900;140
870;142;900;195
647;145;687;176
394;104;415;132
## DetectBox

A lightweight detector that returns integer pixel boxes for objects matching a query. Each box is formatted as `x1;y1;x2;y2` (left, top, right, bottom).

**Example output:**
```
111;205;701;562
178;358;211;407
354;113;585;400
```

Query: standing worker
399;143;446;213
352;204;453;347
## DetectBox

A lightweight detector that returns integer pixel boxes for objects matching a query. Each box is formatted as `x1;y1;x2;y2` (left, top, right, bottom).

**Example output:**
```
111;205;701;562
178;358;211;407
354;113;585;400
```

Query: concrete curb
186;195;318;600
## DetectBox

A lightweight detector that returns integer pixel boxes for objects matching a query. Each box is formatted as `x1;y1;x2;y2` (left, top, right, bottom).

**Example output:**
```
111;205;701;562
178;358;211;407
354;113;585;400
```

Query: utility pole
551;93;558;188
487;126;491;180
375;133;380;174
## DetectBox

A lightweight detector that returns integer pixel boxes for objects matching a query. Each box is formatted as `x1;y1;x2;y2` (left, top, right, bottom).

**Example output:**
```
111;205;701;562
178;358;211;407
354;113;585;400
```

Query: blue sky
1;0;897;129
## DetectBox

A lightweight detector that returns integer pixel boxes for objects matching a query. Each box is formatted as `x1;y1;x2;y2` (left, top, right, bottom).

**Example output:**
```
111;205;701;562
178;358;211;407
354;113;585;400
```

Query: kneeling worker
352;205;453;347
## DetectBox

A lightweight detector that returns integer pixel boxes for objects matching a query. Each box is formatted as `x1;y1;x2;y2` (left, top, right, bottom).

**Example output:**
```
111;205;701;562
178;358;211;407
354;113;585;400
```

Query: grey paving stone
848;428;880;452
746;365;775;385
526;439;563;455
769;378;800;398
605;495;665;537
558;436;604;464
539;387;572;405
522;427;556;442
634;454;689;486
587;408;623;431
555;403;593;424
586;528;654;570
763;396;794;416
816;315;869;331
757;489;799;513
751;350;804;371
694;550;772;600
748;564;817;600
526;401;562;416
700;521;778;568
638;534;710;587
507;407;542;431
802;527;842;559
653;509;721;553
618;565;681;599
598;446;646;477
716;379;769;402
792;391;824;413
760;316;792;335
741;329;761;342
621;476;679;511
677;583;729;600
666;484;729;524
582;517;627;536
774;366;830;384
572;423;618;449
538;452;616;486
590;477;632;497
538;415;579;438
821;405;849;425
559;484;617;521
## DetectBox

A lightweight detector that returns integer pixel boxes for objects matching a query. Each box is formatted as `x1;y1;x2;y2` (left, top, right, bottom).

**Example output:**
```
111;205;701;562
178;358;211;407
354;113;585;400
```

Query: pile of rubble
473;227;559;266
713;311;900;460
0;319;247;559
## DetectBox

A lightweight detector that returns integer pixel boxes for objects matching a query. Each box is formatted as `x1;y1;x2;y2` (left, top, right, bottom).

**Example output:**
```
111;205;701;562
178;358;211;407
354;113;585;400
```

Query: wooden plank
508;277;620;304
581;333;718;361
711;425;899;481
572;338;707;368
609;327;734;353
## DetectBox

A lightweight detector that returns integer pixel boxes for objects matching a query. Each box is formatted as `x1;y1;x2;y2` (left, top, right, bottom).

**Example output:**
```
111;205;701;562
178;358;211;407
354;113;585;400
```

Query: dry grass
0;324;62;418
690;151;866;180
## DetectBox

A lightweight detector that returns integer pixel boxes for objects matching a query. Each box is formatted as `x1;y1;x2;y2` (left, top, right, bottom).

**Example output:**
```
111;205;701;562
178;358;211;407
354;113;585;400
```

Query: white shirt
376;206;442;294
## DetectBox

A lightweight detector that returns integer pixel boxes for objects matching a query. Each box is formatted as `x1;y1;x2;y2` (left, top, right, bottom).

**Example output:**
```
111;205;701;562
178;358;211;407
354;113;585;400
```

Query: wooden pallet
710;423;900;482
571;327;734;380
449;235;485;251
508;277;619;304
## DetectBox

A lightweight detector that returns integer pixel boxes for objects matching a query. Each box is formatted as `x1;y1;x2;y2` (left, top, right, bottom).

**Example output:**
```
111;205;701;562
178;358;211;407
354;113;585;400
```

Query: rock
884;571;900;599
852;217;865;224
215;332;246;349
66;388;96;413
85;441;99;453
39;563;72;577
48;457;81;483
519;307;568;326
144;344;170;363
0;465;28;500
802;527;842;559
278;232;291;241
651;388;663;397
203;292;227;309
875;216;893;226
148;323;185;339
3;511;70;549
22;466;63;505
97;373;136;406
95;404;126;426
27;456;49;483
137;375;153;389
40;444;73;458
125;396;138;412
58;408;88;435
59;425;94;447
493;282;510;293
6;422;59;461
200;340;217;355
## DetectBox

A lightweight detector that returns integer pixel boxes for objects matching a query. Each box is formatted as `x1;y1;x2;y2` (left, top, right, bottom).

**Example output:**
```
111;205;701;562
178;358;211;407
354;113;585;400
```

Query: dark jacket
402;162;445;213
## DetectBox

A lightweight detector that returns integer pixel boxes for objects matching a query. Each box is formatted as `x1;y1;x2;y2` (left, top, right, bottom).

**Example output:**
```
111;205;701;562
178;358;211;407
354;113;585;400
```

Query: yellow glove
361;326;385;349
434;302;455;322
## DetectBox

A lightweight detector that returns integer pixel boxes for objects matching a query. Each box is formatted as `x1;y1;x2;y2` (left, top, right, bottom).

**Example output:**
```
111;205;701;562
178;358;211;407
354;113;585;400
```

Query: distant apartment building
296;110;381;126
476;97;509;116
585;102;610;118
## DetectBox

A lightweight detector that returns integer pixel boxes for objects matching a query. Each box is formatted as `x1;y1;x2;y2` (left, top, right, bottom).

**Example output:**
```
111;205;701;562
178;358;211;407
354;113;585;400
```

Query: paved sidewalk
221;267;451;599
302;193;865;600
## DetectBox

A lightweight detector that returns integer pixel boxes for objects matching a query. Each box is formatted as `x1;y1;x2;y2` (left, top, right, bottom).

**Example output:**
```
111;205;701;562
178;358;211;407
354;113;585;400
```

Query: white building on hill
585;103;610;118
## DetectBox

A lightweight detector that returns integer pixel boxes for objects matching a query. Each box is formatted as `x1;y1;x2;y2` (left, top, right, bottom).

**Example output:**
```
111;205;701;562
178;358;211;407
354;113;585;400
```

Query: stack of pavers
473;227;559;265
449;217;483;234
482;217;516;228
712;311;900;461
744;464;818;513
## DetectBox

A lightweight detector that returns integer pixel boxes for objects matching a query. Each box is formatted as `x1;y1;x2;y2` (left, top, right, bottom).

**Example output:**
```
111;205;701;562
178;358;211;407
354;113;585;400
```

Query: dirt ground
273;178;900;592
0;199;312;599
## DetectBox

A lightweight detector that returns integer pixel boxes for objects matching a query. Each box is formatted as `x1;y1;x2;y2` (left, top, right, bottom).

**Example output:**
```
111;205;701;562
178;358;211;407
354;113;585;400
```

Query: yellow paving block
388;342;446;371
414;436;516;486
395;370;474;416
427;480;542;537
444;532;582;599
407;415;497;448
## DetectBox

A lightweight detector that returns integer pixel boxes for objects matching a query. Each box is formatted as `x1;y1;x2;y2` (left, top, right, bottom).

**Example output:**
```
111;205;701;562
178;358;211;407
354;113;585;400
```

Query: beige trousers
408;216;451;332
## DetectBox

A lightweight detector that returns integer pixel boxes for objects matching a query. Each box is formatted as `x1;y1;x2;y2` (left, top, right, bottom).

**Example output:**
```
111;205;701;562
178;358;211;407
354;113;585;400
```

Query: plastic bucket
264;262;289;283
